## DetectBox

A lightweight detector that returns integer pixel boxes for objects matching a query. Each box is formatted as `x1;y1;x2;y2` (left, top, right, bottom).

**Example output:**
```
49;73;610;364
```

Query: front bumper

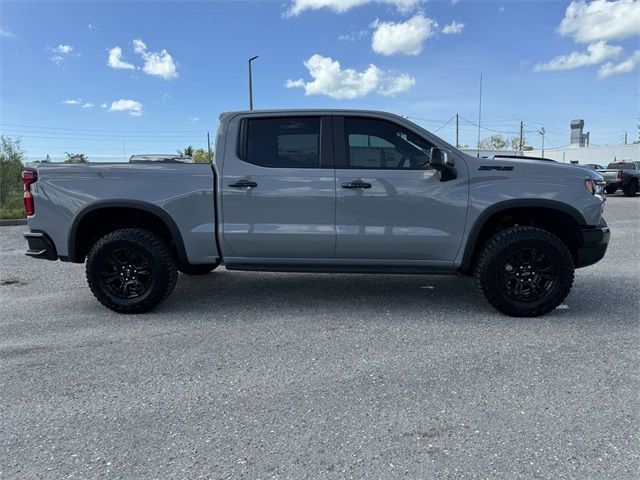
24;231;58;261
575;224;610;268
604;180;622;188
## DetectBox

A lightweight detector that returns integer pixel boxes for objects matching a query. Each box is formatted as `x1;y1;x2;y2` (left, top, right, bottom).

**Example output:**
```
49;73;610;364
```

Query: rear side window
607;162;634;169
243;117;321;168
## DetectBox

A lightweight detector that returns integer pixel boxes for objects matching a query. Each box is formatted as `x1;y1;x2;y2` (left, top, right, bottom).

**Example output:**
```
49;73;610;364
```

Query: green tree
179;146;195;157
64;152;88;163
508;135;532;151
478;134;508;150
0;136;25;219
191;148;213;163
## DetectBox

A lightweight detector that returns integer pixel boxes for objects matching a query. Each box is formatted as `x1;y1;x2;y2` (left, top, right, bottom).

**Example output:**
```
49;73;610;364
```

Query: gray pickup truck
22;109;610;317
598;161;640;196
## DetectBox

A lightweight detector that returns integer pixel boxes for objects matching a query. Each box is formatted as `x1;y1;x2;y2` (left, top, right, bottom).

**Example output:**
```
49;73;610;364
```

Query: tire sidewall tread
86;228;178;314
474;226;575;317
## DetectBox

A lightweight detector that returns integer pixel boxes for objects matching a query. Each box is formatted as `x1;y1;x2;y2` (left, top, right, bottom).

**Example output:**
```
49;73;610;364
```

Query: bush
0;136;25;220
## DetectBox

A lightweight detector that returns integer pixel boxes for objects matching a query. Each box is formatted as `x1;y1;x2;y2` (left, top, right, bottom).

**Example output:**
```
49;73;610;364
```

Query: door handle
228;180;258;188
341;181;372;189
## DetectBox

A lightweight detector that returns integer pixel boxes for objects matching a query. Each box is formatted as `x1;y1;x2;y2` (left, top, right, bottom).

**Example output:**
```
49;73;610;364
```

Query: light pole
539;127;545;158
248;56;259;110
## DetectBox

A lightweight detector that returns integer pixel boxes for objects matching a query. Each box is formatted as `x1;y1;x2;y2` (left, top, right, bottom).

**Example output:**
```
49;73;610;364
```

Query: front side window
344;117;435;170
244;117;321;168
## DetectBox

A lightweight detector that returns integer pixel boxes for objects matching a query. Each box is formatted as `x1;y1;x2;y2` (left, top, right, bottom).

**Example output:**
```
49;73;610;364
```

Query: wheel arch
68;200;189;266
460;199;586;274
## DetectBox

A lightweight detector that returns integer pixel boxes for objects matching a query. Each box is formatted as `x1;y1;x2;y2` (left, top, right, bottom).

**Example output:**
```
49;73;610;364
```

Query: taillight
617;170;624;181
21;169;38;216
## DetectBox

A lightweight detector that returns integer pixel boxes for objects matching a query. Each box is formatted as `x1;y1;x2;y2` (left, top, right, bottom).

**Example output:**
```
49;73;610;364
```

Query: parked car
22;109;609;317
583;163;605;171
597;161;640;196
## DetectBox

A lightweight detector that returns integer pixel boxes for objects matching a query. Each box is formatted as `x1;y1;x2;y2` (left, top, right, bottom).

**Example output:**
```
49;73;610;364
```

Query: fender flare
459;199;587;273
68;200;189;266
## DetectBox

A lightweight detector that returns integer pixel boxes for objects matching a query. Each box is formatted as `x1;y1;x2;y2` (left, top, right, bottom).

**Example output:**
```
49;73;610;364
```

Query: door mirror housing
429;148;457;181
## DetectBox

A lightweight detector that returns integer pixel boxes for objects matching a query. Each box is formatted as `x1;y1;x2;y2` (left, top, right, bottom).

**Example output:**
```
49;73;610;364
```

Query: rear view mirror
429;148;457;181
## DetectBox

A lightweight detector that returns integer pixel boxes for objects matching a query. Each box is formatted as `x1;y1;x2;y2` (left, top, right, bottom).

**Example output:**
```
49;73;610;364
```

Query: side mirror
429;148;457;181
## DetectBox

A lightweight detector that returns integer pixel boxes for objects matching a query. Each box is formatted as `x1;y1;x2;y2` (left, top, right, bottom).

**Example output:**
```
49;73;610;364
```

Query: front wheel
474;226;574;317
86;228;178;314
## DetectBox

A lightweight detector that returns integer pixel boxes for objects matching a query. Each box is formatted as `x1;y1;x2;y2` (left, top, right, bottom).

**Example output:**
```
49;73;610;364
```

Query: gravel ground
1;197;638;479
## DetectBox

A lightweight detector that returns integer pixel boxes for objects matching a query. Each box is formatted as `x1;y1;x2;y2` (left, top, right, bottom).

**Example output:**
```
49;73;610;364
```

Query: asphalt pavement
1;196;638;479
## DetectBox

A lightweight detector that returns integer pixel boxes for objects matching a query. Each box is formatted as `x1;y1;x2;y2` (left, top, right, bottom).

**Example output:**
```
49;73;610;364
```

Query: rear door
333;115;468;264
220;114;336;260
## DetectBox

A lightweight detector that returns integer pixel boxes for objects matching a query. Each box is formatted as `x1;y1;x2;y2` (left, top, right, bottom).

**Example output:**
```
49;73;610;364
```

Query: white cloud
559;0;640;43
62;98;82;105
132;38;178;80
141;49;178;79
286;54;415;99
189;116;201;122
0;26;16;38
442;21;465;34
371;14;437;56
81;102;94;108
533;41;622;72
132;38;147;54
286;0;421;16
378;73;416;96
101;103;108;108
598;49;640;77
53;44;73;54
49;44;75;65
338;30;368;42
109;99;143;116
88;24;97;30
107;47;135;70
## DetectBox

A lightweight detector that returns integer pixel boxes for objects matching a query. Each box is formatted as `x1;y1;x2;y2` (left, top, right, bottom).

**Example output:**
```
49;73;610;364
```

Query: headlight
585;179;605;196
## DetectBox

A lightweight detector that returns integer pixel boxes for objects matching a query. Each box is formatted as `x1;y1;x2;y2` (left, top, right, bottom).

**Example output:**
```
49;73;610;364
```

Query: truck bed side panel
28;163;218;265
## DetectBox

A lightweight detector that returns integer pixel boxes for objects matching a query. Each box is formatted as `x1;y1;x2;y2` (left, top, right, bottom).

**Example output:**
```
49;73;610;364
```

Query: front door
333;115;468;264
221;115;336;260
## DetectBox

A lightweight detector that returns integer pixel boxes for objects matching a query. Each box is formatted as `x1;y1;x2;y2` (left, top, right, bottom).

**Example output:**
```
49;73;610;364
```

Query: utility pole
539;127;545;158
624;132;628;145
455;113;459;148
519;120;524;151
248;56;259;110
123;141;126;162
477;73;483;158
207;132;212;162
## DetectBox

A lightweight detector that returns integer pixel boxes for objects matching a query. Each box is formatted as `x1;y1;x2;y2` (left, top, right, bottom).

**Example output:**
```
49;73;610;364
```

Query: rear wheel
622;180;638;197
605;186;617;194
475;226;574;317
86;228;178;313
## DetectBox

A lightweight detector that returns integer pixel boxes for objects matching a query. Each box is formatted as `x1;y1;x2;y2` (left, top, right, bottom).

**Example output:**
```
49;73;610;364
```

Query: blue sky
1;0;638;159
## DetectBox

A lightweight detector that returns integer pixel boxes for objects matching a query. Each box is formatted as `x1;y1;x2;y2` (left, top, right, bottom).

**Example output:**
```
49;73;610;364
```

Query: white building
525;144;639;165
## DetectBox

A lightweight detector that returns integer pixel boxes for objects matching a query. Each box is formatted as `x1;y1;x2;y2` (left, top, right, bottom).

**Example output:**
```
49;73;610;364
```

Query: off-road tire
86;228;178;314
605;186;617;195
622;180;638;197
474;226;574;317
179;263;219;275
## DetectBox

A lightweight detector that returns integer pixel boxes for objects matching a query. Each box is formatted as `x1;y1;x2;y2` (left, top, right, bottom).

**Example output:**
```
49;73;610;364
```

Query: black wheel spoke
99;247;152;300
500;247;556;302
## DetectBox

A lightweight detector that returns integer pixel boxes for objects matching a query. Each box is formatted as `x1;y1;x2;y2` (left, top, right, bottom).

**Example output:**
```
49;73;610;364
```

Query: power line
0;122;208;134
433;115;457;133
